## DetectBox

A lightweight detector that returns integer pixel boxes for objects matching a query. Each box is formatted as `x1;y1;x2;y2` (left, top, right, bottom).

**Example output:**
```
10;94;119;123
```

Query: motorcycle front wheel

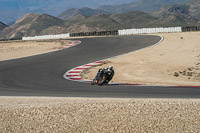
97;75;107;85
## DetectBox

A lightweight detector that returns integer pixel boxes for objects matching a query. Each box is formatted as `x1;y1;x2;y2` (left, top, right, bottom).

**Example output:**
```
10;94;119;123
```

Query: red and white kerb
60;40;81;49
63;61;103;82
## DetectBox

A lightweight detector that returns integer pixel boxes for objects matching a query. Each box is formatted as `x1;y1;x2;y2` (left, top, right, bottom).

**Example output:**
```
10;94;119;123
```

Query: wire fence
0;38;22;41
70;30;118;37
182;26;200;32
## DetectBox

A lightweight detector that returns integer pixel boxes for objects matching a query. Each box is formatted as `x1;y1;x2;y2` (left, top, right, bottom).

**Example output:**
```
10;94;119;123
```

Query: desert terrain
0;39;72;61
82;32;200;86
0;32;200;132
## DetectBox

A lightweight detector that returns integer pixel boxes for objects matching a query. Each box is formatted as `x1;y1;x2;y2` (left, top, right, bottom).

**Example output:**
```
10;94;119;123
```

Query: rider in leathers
105;66;114;83
92;66;114;85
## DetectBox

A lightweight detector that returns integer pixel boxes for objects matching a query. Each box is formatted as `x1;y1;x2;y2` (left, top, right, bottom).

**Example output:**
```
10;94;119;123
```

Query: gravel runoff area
0;97;200;133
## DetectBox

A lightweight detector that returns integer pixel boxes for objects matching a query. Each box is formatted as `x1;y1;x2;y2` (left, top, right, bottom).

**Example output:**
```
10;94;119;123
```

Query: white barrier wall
22;27;182;40
22;33;70;41
118;27;182;35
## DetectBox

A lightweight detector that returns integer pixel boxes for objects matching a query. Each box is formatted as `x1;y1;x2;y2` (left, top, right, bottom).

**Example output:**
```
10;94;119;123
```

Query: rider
105;66;114;83
91;66;114;85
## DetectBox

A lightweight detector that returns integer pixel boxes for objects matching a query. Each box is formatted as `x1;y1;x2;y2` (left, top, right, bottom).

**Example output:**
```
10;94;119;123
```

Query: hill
109;11;157;28
65;11;158;32
149;14;199;27
0;8;200;40
0;13;66;39
58;7;110;20
69;14;119;32
186;0;200;19
0;11;157;39
151;5;190;18
98;0;190;13
0;0;136;24
0;22;7;30
151;0;200;20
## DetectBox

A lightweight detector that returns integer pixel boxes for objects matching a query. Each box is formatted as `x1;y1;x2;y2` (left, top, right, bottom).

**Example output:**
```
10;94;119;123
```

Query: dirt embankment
82;32;200;86
0;39;72;61
0;97;200;133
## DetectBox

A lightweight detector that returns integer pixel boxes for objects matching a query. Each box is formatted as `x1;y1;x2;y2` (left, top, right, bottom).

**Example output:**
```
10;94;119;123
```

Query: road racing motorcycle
91;67;114;85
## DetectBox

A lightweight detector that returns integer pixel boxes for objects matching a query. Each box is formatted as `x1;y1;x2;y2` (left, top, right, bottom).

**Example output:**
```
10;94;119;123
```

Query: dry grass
0;97;200;133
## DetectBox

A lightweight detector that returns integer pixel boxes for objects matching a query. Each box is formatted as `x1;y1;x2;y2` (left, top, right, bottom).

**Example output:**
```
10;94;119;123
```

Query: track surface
0;35;200;98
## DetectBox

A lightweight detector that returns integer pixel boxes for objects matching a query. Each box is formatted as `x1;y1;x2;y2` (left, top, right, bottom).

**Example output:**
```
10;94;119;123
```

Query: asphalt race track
0;35;200;98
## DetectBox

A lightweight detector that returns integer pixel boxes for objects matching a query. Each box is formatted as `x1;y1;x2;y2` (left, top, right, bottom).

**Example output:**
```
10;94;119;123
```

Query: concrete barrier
22;27;183;40
118;27;182;35
22;33;70;41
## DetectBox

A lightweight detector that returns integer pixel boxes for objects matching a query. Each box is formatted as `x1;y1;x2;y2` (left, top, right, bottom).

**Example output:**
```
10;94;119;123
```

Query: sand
0;97;200;133
82;32;200;86
0;39;72;61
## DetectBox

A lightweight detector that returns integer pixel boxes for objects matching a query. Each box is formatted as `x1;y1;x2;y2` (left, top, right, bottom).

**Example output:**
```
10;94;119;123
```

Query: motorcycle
91;68;114;85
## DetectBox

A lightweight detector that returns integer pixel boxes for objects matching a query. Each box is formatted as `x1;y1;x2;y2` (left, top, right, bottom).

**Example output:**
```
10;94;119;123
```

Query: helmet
108;66;113;70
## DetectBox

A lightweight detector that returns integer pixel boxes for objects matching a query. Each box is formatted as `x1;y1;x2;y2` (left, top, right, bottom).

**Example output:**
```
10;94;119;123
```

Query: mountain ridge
0;22;7;30
0;0;136;24
0;13;65;39
1;0;200;40
57;0;192;22
58;7;110;20
151;0;200;20
97;0;191;13
1;9;199;40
